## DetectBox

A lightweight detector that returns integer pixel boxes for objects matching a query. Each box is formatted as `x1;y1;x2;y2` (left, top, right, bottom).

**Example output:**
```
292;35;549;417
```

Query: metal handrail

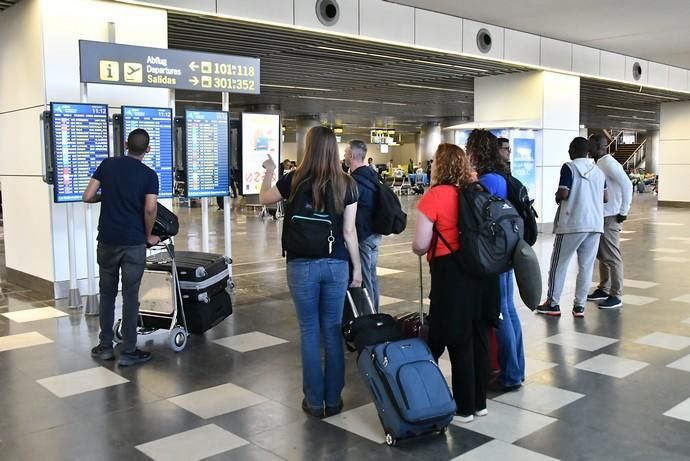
622;139;648;171
607;130;625;156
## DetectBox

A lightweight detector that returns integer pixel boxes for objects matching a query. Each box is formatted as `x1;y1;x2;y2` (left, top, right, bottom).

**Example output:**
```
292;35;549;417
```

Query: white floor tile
654;256;690;263
37;367;129;398
525;358;558;378
544;331;618;352
664;398;690;423
494;383;584;415
168;382;267;419
649;248;688;254
136;424;248;461
450;439;560;461
574;354;649;379
213;331;288;353
620;230;636;234
2;307;68;323
376;267;403;277
423;298;430;306
379;295;404;307
623;279;659;289
635;332;690;351
620;238;631;242
453;400;556;443
683;317;690;325
667;354;690;372
621;294;658;306
0;331;53;352
324;403;385;444
654;222;683;227
666;236;690;241
671;294;690;304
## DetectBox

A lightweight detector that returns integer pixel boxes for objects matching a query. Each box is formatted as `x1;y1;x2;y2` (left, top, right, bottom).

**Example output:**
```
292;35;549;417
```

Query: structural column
419;122;441;162
296;115;320;164
658;102;690;206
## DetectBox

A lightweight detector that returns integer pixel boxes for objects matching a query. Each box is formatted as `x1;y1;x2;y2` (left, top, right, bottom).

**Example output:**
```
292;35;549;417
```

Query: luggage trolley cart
113;238;190;352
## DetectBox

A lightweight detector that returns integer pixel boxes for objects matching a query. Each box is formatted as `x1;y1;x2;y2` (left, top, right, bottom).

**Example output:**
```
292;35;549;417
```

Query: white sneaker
475;409;488;417
454;413;474;423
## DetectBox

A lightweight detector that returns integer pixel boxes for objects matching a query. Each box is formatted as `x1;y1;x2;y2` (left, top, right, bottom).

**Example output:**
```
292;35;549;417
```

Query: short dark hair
497;137;510;147
127;129;150;155
570;137;589;157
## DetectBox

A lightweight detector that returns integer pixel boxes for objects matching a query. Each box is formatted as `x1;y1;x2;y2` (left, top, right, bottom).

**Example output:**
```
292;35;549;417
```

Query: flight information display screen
50;102;109;203
122;106;173;198
184;110;230;198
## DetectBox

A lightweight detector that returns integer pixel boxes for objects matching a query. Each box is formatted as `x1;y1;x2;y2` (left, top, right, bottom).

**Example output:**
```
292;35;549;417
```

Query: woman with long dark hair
467;129;525;392
412;143;499;422
260;126;362;418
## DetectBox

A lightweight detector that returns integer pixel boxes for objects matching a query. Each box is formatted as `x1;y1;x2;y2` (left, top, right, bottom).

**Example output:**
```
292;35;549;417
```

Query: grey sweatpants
597;216;624;297
546;232;601;307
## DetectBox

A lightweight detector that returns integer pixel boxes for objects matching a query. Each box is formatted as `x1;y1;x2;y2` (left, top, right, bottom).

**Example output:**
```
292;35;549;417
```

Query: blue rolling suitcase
357;338;456;446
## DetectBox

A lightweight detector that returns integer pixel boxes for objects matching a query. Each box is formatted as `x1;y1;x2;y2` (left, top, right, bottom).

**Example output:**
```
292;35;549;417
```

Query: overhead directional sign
79;40;260;93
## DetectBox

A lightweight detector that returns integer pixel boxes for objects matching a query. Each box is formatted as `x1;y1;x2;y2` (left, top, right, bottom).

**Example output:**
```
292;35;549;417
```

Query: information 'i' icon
99;60;120;82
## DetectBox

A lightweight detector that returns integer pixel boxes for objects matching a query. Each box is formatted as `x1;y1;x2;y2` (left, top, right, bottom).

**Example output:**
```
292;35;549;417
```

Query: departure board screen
122;106;173;198
184;110;230;198
50;102;109;203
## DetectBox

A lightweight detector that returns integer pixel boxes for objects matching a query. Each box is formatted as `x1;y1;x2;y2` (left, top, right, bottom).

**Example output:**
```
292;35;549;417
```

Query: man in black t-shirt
83;129;159;367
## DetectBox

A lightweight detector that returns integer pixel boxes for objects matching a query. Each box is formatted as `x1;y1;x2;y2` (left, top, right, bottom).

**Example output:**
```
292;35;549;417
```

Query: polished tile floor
1;194;690;460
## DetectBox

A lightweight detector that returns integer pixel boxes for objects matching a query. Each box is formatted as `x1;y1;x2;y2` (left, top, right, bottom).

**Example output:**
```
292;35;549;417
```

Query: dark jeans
97;243;146;353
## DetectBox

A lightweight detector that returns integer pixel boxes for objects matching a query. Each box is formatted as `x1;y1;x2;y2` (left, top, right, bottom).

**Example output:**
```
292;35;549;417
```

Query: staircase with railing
605;130;647;170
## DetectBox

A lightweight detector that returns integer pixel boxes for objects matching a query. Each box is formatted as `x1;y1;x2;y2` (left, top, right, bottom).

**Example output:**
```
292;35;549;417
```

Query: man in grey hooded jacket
537;137;608;318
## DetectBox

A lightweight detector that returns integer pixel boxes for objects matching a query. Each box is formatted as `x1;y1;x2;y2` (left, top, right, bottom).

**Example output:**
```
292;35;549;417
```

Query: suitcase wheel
439;426;448;435
168;325;188;352
113;319;123;344
385;433;396;447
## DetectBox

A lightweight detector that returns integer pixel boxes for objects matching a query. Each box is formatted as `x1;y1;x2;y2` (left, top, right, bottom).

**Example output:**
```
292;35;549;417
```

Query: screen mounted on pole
184;109;230;198
240;113;280;196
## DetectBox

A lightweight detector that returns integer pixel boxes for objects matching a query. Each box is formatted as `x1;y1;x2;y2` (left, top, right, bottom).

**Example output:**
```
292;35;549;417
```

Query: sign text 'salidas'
146;55;181;85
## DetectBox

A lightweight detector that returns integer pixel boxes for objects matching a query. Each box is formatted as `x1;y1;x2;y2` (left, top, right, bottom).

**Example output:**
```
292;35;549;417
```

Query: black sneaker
598;296;623;309
302;399;324;418
572;305;585;318
90;344;114;360
587;289;609;302
536;303;561;316
325;399;344;417
118;349;152;367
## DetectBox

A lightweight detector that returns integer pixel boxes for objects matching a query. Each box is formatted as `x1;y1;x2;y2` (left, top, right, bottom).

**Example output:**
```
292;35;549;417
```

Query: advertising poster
241;113;280;195
511;137;536;198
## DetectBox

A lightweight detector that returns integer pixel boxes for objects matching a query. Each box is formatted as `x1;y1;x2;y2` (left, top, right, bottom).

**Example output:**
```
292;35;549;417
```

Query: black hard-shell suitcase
153;202;179;237
184;290;233;334
146;251;230;303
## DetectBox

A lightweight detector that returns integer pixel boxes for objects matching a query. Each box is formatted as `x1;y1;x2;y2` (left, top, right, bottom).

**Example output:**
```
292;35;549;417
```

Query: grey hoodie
553;158;606;234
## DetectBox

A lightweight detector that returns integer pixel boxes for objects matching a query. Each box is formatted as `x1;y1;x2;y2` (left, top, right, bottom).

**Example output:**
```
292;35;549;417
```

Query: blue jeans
358;234;382;311
287;258;349;409
497;271;525;387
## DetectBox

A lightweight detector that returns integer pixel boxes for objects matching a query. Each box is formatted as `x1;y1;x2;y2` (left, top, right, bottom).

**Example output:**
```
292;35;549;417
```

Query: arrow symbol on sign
189;61;199;72
189;76;199;86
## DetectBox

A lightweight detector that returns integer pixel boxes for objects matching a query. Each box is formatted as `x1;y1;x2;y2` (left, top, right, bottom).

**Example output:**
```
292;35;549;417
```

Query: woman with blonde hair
260;126;362;418
412;143;499;423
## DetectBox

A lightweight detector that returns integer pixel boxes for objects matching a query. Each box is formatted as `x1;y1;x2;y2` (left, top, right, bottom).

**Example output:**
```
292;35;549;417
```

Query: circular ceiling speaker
316;0;340;27
632;61;643;81
476;28;492;53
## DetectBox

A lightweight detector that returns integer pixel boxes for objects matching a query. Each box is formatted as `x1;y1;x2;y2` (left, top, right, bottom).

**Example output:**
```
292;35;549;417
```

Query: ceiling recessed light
262;84;333;92
413;59;488;73
595;104;656;114
316;46;412;62
397;83;473;93
607;114;657;122
606;88;679;101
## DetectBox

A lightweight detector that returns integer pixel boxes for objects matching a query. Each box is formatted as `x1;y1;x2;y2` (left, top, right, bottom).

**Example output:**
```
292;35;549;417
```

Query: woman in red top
412;144;500;423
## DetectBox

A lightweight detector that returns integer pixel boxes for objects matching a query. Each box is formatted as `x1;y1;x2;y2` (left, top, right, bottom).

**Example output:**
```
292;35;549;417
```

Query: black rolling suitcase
183;289;233;334
146;251;230;303
342;286;401;352
152;202;179;237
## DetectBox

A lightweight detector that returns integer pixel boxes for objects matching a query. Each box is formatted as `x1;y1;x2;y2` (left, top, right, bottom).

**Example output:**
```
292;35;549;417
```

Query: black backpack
282;180;337;258
498;172;539;246
436;183;524;276
362;175;407;235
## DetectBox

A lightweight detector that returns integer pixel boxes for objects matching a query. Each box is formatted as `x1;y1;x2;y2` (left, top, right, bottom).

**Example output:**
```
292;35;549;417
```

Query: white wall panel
1;176;55;281
600;51;625;81
572;45;600;76
540;37;572;72
541;129;577;168
217;0;294;25
474;72;543;123
542;72;580;131
295;0;358;35
130;0;216;13
504;29;539;66
657;140;690;164
0;0;45;114
536;165;565;225
648;62;670;88
668;67;689;92
462;19;504;60
660;101;690;140
414;8;461;53
624;56;648;85
658;164;690;202
359;0;414;45
0;107;45;176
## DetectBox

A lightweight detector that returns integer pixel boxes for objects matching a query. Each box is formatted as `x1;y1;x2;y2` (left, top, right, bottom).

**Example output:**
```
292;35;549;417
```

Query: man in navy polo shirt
83;128;160;367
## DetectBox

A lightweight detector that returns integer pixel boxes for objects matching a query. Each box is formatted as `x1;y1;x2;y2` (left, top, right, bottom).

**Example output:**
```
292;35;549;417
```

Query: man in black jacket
345;140;382;309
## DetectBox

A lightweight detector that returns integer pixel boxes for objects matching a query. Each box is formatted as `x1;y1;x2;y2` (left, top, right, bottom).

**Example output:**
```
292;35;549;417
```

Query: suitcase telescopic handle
346;285;376;319
418;256;425;327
